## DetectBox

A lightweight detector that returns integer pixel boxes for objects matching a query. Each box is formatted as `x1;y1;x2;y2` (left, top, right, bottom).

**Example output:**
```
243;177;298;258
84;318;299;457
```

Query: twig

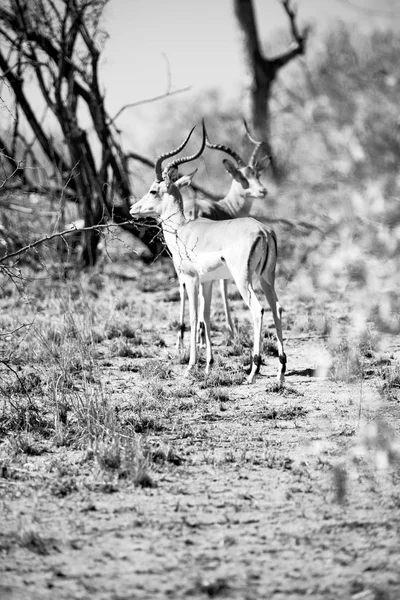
0;322;33;337
110;86;191;125
0;221;136;264
0;360;37;410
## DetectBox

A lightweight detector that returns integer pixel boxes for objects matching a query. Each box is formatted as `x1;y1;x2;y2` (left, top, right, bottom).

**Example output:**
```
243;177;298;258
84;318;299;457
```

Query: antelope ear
223;159;249;189
257;153;271;171
222;158;237;177
175;169;197;189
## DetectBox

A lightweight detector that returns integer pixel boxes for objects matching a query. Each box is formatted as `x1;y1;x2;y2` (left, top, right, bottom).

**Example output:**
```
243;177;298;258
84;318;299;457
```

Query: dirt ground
1;258;400;600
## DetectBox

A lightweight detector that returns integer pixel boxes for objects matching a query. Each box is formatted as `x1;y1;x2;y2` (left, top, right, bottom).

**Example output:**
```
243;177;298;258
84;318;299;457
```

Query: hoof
276;374;285;387
205;358;214;375
185;366;195;378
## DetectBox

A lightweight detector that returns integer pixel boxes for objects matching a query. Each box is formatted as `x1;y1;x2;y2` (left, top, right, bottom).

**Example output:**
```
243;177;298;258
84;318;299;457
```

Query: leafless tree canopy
0;0;167;265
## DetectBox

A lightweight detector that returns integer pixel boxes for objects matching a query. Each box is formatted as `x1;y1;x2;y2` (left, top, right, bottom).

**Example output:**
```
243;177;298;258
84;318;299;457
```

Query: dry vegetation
1;24;400;600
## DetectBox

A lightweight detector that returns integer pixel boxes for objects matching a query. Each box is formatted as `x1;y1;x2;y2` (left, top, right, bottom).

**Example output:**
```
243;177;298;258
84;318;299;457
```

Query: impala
178;122;270;350
130;123;286;385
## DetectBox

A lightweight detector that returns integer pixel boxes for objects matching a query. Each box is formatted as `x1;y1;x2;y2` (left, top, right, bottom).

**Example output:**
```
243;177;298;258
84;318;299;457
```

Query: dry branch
110;86;191;126
0;221;138;264
0;1;170;265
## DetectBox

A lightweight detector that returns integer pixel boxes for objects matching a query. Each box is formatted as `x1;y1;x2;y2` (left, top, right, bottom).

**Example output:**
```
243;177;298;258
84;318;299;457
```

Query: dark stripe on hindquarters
247;235;263;273
271;230;278;258
259;238;269;275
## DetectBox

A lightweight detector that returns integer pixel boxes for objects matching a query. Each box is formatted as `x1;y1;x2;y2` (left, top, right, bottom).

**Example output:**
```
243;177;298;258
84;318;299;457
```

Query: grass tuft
261;403;307;421
139;359;174;380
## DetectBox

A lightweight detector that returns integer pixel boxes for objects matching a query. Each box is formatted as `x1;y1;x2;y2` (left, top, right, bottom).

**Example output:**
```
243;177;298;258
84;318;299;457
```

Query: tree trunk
233;0;308;168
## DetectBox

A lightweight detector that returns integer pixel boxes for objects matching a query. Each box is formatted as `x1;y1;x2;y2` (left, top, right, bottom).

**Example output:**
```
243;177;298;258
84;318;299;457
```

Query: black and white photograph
1;1;399;598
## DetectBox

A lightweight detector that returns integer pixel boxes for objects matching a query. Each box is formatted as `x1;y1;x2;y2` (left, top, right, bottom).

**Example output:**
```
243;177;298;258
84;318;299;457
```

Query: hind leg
201;281;214;373
260;278;286;385
232;278;264;384
176;278;186;351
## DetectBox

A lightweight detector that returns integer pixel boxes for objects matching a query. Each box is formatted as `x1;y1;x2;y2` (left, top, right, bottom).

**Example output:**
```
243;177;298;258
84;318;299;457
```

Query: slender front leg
219;279;236;338
185;275;199;376
201;281;214;373
176;278;186;351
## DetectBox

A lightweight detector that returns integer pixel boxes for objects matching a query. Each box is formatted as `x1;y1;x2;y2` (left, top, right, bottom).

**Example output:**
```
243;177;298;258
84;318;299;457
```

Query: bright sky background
100;0;398;131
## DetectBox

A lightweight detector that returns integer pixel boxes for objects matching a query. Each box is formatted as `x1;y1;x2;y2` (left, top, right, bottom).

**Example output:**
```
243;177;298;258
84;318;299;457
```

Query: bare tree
0;0;177;266
233;0;309;165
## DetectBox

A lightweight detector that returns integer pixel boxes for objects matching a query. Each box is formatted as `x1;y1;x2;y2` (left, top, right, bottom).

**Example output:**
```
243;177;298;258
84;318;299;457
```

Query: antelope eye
150;190;157;195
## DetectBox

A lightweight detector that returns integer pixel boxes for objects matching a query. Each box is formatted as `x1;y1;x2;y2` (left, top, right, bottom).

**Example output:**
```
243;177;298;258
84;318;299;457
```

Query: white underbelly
173;249;232;282
199;263;232;282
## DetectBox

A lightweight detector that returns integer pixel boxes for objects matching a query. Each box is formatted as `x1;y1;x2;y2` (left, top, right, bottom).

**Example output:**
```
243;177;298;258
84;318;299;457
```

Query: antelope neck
160;188;187;230
217;183;254;218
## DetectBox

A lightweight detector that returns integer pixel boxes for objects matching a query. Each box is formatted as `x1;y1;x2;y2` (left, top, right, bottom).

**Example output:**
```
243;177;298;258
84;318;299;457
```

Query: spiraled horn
204;125;245;167
243;119;264;168
164;119;206;175
154;125;196;182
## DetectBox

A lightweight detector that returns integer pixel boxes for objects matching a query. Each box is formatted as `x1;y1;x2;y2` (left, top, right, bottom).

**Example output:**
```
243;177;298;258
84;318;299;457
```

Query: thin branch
0;221;137;264
125;151;154;169
270;0;309;69
0;157;24;188
110;86;191;125
0;359;37;410
0;48;71;175
0;322;34;337
281;0;305;49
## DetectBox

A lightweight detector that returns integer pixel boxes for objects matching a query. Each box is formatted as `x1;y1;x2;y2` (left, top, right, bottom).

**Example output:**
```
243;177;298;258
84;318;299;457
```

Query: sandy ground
1;262;400;600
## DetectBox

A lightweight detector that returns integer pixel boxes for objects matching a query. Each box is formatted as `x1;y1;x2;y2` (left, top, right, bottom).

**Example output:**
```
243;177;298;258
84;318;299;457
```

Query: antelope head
130;122;206;220
205;120;270;198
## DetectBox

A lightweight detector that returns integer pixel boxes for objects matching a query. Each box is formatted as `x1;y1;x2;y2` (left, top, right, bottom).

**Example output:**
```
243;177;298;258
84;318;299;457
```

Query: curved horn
243;119;264;168
204;125;245;167
154;125;196;182
164;120;206;174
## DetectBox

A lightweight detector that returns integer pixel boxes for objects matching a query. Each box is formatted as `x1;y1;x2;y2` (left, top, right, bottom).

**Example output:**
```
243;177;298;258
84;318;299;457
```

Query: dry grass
1;24;400;599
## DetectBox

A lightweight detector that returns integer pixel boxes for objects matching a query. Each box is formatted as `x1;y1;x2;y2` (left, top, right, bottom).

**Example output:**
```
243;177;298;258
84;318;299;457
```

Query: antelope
130;122;286;385
178;122;270;350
